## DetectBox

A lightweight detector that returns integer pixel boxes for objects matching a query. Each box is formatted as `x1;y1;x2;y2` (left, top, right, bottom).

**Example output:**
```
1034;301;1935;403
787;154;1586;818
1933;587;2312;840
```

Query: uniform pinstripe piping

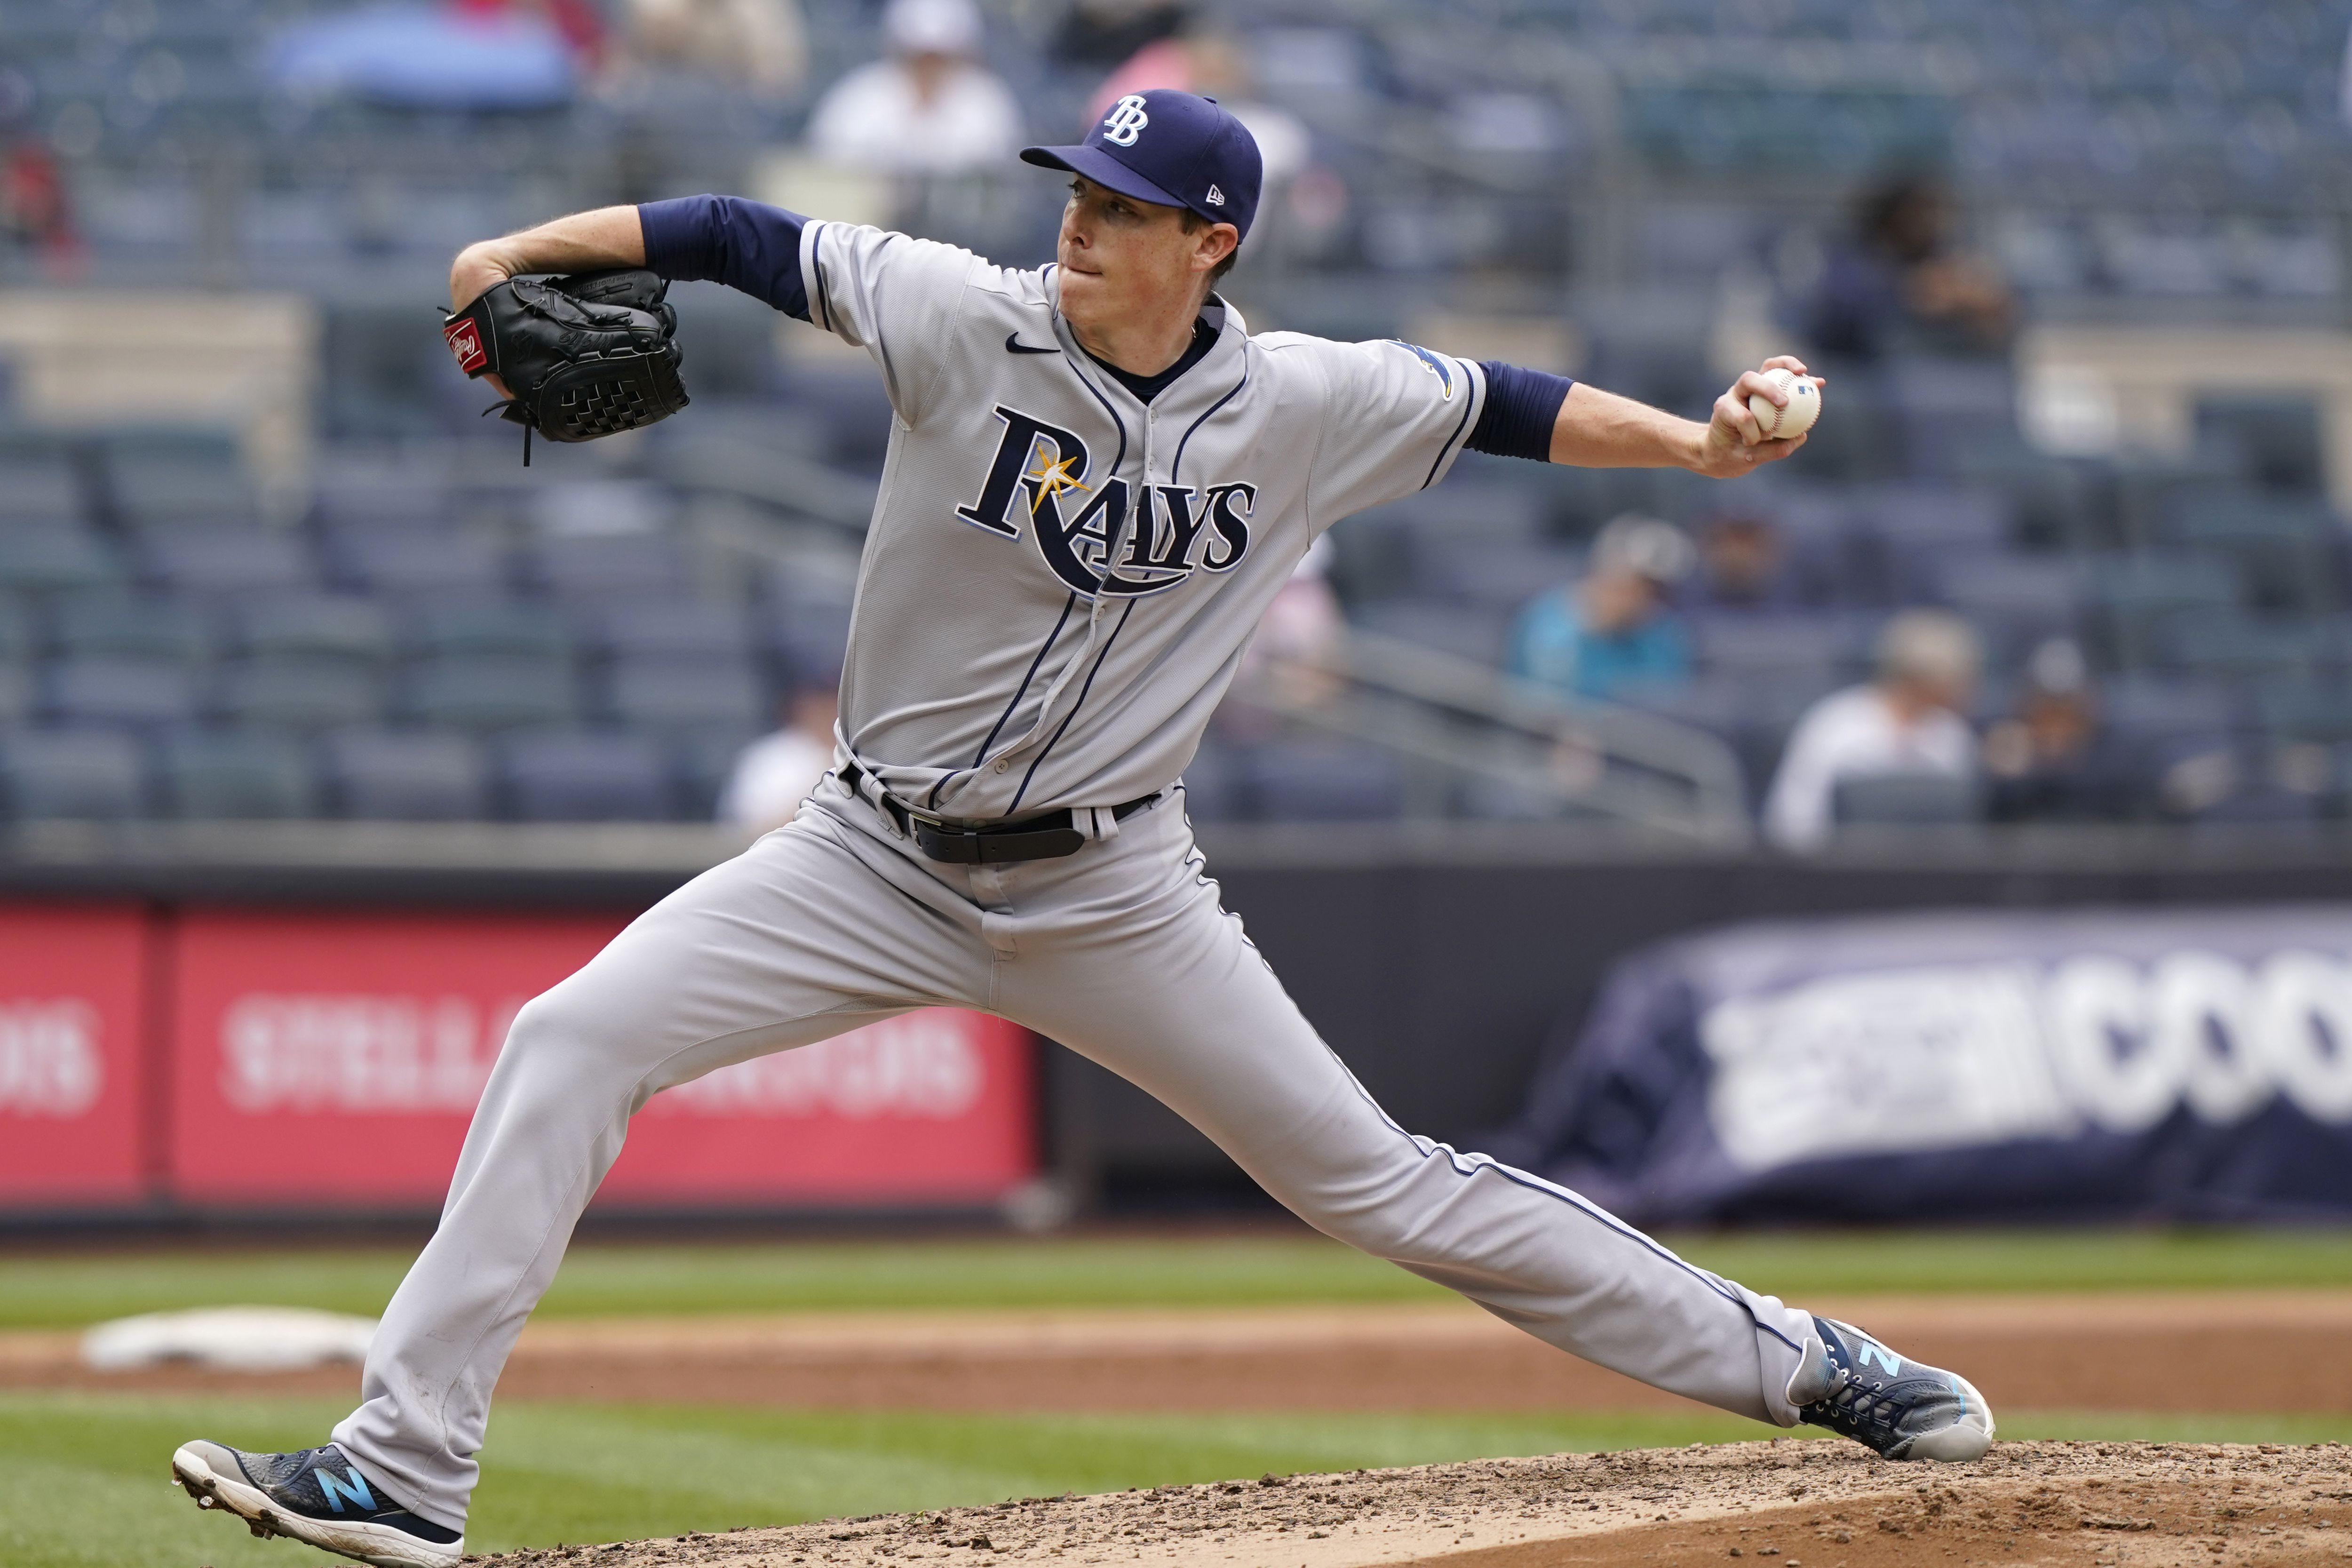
1008;599;1134;814
1328;1056;1804;1356
930;590;1079;808
810;223;834;331
1170;356;1249;486
1420;356;1479;489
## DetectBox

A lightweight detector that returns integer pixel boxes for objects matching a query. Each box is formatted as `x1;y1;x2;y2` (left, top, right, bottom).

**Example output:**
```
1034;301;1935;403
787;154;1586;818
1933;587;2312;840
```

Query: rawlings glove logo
443;316;488;374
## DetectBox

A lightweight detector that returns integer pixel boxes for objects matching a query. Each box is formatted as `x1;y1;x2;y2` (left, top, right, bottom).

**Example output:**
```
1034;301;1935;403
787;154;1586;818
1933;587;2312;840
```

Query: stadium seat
45;656;200;728
1932;556;2083;635
318;729;490;820
0;525;120;596
51;592;212;664
524;531;689;601
1250;739;1406;821
2092;554;2244;669
1691;614;1846;683
157;729;318;819
2162;616;2330;682
2195;396;2326;495
1351;599;1511;669
589;599;756;663
2253;681;2352;746
142;525;314;594
402;654;578;732
313;464;454;530
2163;509;2341;615
0;457;87;521
1830;771;1985;829
601;654;768;732
496;728;675;821
1175;741;1253;822
325;527;510;597
228;595;395;670
216;659;385;731
403;598;573;662
769;602;856;688
0;728;148;820
674;726;762;820
111;456;262;530
0;597;32;665
1413;541;1585;613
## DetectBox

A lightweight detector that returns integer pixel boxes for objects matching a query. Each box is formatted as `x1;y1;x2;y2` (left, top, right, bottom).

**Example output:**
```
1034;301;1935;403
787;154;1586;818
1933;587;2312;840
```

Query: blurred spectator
720;682;839;835
1508;515;1694;703
1983;639;2139;822
1686;511;1790;611
1226;534;1346;731
1806;172;2016;361
270;2;586;110
1055;0;1189;68
606;0;807;95
1085;27;1311;185
1764;608;1981;850
807;0;1023;175
2;139;79;279
453;0;608;66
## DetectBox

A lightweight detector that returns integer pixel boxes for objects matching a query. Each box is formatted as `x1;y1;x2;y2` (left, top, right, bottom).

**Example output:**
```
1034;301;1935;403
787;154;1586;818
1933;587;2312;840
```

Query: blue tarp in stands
1486;907;2352;1225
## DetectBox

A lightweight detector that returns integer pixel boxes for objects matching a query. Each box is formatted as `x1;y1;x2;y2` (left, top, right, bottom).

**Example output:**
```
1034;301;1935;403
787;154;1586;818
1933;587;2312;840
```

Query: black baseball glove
442;269;690;463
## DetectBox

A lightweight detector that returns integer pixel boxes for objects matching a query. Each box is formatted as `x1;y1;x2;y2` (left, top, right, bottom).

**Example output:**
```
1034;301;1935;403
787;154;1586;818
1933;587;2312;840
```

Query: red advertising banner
167;909;1035;1207
0;904;150;1205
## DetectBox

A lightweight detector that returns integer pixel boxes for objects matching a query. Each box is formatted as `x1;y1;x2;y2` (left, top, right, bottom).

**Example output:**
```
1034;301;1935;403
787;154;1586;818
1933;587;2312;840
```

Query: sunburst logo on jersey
1026;445;1090;507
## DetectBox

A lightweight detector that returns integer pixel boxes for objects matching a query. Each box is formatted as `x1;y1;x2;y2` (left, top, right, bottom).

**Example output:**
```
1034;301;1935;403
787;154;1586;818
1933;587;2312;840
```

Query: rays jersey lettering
955;405;1255;598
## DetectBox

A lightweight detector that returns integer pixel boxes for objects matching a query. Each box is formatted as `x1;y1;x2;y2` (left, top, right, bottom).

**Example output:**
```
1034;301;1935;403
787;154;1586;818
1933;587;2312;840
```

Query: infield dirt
469;1441;2352;1568
11;1293;2351;1414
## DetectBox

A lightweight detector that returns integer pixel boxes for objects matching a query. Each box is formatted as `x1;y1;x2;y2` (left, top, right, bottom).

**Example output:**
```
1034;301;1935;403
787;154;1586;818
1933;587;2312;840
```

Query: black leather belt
841;763;1161;865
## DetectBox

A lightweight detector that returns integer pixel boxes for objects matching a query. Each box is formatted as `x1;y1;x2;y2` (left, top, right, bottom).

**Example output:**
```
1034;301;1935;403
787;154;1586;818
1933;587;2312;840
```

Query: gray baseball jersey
800;218;1489;819
315;203;1843;1537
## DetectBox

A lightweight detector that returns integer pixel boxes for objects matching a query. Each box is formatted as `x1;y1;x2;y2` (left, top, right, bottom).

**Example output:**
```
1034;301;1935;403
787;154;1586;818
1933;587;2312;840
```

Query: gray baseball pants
332;776;1816;1530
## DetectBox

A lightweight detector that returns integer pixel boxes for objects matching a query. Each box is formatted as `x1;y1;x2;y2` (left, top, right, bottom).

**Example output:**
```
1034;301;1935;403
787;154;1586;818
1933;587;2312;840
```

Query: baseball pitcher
173;90;1992;1568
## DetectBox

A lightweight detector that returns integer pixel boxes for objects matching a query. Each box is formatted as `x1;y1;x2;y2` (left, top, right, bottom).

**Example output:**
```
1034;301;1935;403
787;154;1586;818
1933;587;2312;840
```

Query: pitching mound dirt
473;1441;2351;1568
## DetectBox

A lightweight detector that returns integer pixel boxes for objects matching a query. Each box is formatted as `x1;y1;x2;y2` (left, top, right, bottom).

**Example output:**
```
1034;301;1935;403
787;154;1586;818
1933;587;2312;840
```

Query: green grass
12;1391;2352;1568
15;1391;2352;1568
1;1228;2348;1331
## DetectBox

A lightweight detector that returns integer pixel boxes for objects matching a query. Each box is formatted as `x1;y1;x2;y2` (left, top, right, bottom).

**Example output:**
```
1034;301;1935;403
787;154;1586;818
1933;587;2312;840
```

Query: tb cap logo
1101;94;1150;146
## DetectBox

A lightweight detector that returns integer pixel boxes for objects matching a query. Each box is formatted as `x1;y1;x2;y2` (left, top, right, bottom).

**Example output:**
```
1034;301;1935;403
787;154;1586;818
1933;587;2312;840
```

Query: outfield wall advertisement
0;905;1037;1212
1490;905;2352;1225
0;904;151;1205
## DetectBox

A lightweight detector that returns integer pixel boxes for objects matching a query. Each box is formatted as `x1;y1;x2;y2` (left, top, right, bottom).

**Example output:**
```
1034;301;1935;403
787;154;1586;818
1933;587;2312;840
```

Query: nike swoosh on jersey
1005;334;1059;354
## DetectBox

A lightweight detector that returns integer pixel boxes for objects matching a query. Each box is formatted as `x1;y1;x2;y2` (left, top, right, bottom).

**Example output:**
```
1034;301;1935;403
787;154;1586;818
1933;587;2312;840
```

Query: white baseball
1746;369;1821;440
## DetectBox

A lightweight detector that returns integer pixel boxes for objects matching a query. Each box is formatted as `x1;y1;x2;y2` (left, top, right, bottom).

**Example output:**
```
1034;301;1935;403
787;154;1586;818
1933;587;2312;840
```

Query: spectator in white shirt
1764;609;1982;851
806;0;1023;175
719;681;839;835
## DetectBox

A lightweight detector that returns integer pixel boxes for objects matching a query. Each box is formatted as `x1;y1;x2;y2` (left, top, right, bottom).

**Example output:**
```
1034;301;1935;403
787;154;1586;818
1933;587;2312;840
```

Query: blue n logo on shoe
318;1466;377;1514
1855;1337;1903;1377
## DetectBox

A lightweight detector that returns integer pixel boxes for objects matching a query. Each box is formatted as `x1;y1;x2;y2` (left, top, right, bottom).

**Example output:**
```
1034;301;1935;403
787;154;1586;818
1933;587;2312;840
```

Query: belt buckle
903;804;959;836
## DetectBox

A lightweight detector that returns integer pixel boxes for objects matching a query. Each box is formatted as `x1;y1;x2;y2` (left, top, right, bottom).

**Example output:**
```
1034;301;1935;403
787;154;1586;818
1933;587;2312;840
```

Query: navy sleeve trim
1466;360;1574;462
636;194;810;320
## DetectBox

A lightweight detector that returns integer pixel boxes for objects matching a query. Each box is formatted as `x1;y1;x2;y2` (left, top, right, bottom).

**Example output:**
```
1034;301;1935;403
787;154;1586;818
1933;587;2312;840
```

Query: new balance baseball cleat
1786;1315;1994;1462
171;1440;462;1568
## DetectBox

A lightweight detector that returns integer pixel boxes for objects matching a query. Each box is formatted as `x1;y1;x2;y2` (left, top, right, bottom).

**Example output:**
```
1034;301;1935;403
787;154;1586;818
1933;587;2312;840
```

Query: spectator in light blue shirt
1509;513;1694;702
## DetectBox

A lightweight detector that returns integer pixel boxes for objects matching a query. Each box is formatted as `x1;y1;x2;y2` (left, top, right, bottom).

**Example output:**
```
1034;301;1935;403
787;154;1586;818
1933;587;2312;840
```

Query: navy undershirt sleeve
637;194;810;320
1466;361;1575;461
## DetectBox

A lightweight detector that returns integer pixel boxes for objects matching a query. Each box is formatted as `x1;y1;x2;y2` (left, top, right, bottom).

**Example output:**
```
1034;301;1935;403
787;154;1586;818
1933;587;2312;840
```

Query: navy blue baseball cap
1022;88;1262;242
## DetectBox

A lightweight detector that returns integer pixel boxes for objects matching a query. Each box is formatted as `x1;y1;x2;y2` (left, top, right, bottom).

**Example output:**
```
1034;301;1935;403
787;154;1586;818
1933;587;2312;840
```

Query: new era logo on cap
1205;184;1224;206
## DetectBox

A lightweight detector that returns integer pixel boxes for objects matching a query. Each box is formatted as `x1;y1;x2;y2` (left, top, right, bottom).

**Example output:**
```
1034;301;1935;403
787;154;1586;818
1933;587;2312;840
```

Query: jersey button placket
992;757;1009;773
